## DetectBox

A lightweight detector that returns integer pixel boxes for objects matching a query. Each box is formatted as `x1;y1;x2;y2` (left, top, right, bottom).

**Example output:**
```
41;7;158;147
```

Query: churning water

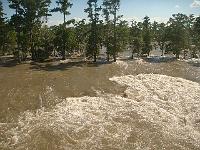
0;58;200;150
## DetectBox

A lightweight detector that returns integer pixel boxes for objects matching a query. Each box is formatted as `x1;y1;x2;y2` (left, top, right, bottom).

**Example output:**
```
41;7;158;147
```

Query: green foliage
51;0;72;24
192;16;200;58
115;20;129;52
0;1;6;55
2;0;200;62
152;22;167;56
51;0;73;60
166;13;191;58
102;0;121;62
142;16;152;56
74;19;89;55
129;21;143;57
85;0;102;62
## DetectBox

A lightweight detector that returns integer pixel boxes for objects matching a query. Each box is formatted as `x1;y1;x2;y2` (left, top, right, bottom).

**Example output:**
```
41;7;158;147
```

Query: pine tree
102;0;112;61
85;0;102;62
0;1;6;55
193;16;200;58
51;0;73;60
129;20;143;58
107;0;120;62
142;16;152;56
166;13;190;58
74;19;88;56
8;0;23;61
21;0;51;60
152;22;167;56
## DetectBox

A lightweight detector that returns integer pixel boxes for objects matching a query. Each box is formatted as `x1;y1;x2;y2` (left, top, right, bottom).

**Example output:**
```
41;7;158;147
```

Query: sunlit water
0;57;200;150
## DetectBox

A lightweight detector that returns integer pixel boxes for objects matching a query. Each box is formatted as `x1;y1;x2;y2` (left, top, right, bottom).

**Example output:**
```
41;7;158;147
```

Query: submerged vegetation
0;0;200;63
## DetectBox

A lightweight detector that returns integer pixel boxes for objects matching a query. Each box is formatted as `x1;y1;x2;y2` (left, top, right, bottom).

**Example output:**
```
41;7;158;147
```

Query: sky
1;0;200;26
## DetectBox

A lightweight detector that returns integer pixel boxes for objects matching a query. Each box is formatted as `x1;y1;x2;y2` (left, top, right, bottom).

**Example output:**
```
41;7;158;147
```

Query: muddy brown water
0;57;200;150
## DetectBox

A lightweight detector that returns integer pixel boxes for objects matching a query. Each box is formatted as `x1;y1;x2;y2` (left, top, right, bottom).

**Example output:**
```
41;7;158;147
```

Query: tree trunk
64;13;66;25
62;13;66;60
131;50;134;59
183;50;187;59
113;53;117;62
94;53;97;62
161;49;164;56
113;8;117;62
30;28;35;61
62;48;66;60
176;52;180;59
16;6;21;63
107;52;110;62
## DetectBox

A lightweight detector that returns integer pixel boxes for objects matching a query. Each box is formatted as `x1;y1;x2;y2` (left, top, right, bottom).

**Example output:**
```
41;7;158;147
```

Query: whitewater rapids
0;74;200;150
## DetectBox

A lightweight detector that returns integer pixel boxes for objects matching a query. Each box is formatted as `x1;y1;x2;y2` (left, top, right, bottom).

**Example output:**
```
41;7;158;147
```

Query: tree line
0;0;200;63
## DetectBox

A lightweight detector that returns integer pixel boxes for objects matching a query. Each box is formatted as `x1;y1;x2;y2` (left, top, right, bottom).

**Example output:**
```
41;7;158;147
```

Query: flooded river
0;57;200;150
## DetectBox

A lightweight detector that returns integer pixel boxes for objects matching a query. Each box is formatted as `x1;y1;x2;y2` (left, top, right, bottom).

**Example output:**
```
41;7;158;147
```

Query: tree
74;19;88;56
85;0;102;62
129;20;143;58
166;13;190;58
0;1;6;55
105;0;120;62
102;0;112;61
34;25;55;60
8;0;52;61
20;0;51;61
114;19;129;56
142;16;152;56
0;1;5;25
8;0;23;61
51;0;73;60
153;22;167;56
192;16;200;58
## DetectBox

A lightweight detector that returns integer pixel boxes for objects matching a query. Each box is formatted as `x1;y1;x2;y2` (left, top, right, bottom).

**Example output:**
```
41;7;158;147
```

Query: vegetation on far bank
0;0;200;63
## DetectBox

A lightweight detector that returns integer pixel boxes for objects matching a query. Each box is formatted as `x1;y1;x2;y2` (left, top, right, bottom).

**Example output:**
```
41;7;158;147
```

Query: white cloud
151;17;169;23
47;20;63;26
190;0;200;8
47;17;86;26
175;5;180;9
121;16;141;22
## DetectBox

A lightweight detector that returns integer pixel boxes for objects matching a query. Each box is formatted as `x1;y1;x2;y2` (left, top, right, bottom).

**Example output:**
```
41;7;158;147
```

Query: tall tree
192;16;200;58
107;0;120;62
21;0;51;60
74;19;88;56
8;0;23;61
102;0;112;61
152;22;167;56
129;20;143;58
85;0;102;62
0;1;6;55
51;0;73;60
166;13;190;58
51;0;72;25
142;16;152;56
0;1;5;24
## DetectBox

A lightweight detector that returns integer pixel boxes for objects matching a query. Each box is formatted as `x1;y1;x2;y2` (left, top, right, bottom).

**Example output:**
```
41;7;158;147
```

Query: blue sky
2;0;200;25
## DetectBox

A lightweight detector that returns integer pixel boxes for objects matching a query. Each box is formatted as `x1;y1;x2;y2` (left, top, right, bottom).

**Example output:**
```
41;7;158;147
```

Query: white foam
110;74;200;147
114;60;128;70
1;74;200;149
134;58;146;64
60;59;71;64
184;58;200;64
